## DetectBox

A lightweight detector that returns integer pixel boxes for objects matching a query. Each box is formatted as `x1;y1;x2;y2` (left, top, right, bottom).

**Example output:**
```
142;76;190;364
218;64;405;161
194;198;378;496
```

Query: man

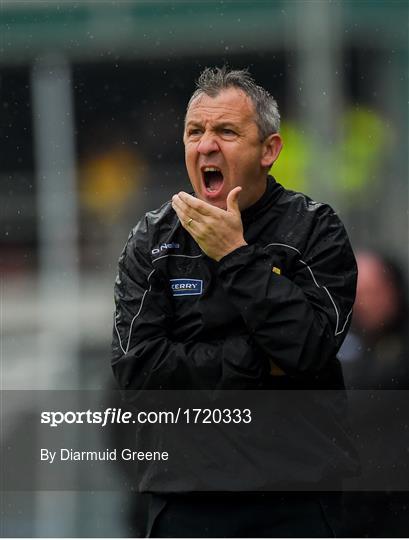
112;67;357;537
338;251;409;537
340;250;409;390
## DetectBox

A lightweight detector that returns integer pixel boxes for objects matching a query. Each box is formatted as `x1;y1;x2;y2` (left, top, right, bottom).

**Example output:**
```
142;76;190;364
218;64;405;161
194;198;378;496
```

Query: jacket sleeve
217;204;357;374
111;219;266;392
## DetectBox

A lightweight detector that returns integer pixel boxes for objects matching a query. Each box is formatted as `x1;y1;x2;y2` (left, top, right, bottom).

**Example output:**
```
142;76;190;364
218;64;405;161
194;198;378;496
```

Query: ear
261;133;283;168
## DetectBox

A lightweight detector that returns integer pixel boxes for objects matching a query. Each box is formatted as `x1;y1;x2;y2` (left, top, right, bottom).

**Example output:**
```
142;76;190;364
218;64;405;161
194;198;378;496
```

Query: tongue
208;172;223;191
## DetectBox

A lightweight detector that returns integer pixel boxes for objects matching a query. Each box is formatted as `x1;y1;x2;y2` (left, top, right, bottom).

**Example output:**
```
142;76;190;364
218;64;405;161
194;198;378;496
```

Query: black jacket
112;176;357;392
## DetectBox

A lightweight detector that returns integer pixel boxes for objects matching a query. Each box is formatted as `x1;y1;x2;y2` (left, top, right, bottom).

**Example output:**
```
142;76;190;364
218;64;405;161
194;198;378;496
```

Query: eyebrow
216;122;238;129
185;120;203;128
185;120;240;129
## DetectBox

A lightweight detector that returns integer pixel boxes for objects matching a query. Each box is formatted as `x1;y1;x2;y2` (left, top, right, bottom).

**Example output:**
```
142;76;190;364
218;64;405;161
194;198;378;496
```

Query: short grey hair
186;66;280;139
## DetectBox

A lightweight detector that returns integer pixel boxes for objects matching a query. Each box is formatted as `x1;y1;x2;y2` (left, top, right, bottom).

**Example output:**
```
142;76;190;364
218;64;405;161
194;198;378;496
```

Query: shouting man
112;67;357;537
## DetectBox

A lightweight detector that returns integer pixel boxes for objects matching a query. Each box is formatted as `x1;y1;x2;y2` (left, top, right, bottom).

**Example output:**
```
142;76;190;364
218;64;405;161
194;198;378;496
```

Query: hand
171;187;248;261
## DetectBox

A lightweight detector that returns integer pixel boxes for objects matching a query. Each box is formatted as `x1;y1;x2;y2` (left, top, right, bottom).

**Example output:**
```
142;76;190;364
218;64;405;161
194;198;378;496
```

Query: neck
241;176;268;211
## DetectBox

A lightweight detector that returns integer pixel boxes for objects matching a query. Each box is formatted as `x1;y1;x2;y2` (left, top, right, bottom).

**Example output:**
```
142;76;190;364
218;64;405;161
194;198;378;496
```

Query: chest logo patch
170;278;203;297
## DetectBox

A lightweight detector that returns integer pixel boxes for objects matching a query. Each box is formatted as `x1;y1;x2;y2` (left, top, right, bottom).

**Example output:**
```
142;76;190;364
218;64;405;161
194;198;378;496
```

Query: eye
187;128;202;137
221;128;236;137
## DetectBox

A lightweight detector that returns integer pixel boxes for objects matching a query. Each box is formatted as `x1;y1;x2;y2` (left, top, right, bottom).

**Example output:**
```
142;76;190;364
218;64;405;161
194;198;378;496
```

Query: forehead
186;87;256;125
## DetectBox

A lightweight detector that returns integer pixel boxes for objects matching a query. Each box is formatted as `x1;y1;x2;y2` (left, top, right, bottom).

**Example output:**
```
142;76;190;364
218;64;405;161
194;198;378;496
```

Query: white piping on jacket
115;254;202;355
266;242;349;336
115;268;156;354
115;241;349;356
152;253;203;264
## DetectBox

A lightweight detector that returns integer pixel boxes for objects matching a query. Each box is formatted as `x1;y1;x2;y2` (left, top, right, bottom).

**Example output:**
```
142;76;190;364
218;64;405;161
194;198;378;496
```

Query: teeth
203;167;220;172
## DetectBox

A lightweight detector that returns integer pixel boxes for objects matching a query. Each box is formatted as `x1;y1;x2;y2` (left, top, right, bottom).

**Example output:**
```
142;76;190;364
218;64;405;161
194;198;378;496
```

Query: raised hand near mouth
171;186;247;261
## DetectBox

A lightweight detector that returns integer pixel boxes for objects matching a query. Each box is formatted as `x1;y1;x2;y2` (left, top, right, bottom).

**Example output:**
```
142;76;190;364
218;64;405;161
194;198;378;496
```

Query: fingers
172;194;203;225
176;188;241;217
177;192;215;217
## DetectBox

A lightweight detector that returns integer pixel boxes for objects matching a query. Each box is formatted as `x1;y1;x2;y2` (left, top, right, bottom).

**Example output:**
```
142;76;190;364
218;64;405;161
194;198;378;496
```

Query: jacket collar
241;175;283;227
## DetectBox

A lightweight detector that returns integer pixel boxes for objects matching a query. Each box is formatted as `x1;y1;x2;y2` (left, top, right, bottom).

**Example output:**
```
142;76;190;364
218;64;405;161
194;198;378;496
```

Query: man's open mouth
202;166;224;195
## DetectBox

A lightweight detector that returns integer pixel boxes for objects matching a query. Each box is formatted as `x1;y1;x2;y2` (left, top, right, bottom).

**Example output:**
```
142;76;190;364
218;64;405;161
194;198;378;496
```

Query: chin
215;199;227;208
209;199;227;210
197;193;226;209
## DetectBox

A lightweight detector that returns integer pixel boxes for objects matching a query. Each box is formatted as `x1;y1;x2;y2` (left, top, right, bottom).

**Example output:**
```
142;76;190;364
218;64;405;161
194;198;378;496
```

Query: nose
196;132;220;155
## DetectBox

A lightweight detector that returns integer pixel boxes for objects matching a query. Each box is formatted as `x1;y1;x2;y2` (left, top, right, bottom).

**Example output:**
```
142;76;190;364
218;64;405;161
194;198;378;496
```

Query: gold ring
187;218;193;226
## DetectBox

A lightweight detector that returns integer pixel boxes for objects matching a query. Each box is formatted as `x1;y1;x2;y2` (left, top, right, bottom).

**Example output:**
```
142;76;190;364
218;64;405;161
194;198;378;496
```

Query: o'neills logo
151;242;180;255
170;278;203;296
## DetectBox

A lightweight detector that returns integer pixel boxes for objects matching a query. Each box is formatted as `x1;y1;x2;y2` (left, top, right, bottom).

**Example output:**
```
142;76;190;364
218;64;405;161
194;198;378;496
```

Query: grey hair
186;66;280;138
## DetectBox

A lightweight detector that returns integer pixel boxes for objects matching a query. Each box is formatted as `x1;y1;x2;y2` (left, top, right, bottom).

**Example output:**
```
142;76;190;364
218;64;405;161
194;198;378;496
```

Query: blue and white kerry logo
170;278;203;297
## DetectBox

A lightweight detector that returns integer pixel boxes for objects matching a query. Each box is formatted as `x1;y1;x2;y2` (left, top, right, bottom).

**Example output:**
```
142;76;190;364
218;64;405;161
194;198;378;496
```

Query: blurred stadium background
1;0;408;536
